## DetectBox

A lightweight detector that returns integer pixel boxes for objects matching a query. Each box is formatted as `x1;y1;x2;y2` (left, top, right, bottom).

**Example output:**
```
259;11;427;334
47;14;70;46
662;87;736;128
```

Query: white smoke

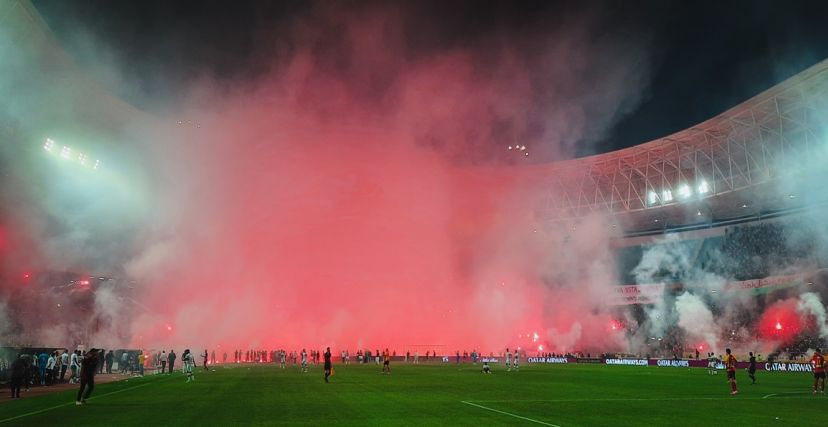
675;292;719;351
797;292;828;339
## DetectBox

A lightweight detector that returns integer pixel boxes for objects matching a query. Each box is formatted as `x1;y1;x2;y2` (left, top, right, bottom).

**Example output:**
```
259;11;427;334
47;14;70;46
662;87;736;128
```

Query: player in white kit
505;348;513;371
182;349;196;383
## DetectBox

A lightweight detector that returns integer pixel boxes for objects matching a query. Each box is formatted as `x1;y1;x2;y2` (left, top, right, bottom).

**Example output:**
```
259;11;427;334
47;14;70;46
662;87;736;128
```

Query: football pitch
0;363;822;426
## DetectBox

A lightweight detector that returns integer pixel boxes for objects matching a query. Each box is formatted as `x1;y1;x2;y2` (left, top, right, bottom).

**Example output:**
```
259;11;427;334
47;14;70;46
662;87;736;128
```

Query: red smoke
757;299;808;343
3;3;649;354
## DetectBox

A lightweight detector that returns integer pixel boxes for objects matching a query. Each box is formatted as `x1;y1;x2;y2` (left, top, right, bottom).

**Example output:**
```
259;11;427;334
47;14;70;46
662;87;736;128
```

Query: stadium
2;0;828;425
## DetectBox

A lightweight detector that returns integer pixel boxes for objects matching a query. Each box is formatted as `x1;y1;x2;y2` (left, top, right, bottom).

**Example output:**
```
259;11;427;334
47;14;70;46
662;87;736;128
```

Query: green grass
0;363;823;426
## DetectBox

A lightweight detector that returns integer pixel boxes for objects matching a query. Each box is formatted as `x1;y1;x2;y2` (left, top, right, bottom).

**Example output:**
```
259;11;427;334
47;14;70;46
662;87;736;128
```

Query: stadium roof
533;58;828;233
0;0;151;144
4;0;828;235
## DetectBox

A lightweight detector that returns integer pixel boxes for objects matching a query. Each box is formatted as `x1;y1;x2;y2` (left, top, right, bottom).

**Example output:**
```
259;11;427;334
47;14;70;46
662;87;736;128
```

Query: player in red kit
811;348;826;394
724;348;738;395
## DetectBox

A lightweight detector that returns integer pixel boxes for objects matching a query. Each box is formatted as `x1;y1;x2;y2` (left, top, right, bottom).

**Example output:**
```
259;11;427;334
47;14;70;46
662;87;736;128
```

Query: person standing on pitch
37;351;48;385
382;348;391;374
182;349;195;383
724;348;738;395
70;350;80;384
9;354;26;398
45;351;56;385
60;349;69;382
202;349;208;371
810;348;826;394
748;352;757;384
168;350;177;374
159;350;166;373
505;348;512;371
324;347;332;383
76;349;100;405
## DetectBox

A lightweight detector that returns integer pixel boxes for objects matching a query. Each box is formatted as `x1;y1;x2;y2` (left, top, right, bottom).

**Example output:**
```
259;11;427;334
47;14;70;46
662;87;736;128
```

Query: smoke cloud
0;1;670;355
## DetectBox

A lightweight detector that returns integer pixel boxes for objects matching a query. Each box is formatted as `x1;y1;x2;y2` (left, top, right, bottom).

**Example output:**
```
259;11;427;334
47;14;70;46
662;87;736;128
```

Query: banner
609;284;665;305
722;272;811;294
575;358;604;364
764;362;813;372
605;358;648;366
655;359;689;367
527;357;568;364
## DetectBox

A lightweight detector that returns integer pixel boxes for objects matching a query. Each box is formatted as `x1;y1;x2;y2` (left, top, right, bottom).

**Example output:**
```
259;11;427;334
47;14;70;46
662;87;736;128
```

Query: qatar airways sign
605;358;648;366
764;362;813;372
656;360;690;367
527;357;568;364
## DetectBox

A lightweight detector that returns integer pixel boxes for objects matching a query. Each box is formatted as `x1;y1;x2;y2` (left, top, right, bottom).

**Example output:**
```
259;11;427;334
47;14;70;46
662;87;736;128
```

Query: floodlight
678;184;691;199
662;190;673;202
698;180;709;194
648;191;658;205
60;146;71;159
44;138;55;152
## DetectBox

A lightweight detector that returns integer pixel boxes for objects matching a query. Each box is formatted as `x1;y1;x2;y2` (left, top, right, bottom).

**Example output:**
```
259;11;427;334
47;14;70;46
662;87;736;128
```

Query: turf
0;362;822;426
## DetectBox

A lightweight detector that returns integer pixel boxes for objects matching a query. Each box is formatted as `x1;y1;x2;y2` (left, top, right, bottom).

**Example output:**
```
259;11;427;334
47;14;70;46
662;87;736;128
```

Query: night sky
31;0;828;156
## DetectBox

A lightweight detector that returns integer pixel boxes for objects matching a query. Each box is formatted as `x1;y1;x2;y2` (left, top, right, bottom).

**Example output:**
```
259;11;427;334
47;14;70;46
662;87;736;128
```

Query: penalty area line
0;381;154;424
461;400;561;427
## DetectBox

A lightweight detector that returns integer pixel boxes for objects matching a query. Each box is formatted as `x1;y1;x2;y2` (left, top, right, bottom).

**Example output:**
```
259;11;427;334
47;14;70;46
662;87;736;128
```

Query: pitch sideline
0;377;168;424
461;400;562;427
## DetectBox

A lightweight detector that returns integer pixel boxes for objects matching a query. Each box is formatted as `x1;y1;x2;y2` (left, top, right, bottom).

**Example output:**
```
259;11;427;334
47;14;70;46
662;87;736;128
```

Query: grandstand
532;56;828;234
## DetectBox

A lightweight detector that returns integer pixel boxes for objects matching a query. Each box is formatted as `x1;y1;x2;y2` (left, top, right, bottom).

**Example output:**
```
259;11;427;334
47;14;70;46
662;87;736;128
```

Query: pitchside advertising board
605;359;649;366
656;359;690;367
526;357;569;364
764;362;813;372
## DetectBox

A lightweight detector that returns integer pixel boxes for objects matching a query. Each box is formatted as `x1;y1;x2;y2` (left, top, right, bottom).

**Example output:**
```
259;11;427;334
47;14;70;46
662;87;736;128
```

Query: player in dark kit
382;348;391;374
724;348;738;395
76;349;100;405
748;352;757;384
323;347;332;383
810;348;826;394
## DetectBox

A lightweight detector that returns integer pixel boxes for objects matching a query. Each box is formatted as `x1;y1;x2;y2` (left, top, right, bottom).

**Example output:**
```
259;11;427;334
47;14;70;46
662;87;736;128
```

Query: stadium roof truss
536;59;828;222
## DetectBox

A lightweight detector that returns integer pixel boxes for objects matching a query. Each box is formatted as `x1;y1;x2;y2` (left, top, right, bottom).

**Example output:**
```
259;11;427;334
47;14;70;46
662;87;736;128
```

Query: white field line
0;381;154;424
461;400;562;427
762;391;815;399
468;394;815;404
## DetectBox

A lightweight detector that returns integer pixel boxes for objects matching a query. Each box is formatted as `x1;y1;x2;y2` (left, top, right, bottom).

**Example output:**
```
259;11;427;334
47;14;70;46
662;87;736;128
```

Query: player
301;349;308;373
505;348;512;371
482;359;491;374
707;353;717;375
75;349;100;405
513;350;520;371
747;352;756;384
279;350;286;369
382;348;391;374
811;348;826;394
724;348;737;395
182;349;195;383
324;347;332;383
